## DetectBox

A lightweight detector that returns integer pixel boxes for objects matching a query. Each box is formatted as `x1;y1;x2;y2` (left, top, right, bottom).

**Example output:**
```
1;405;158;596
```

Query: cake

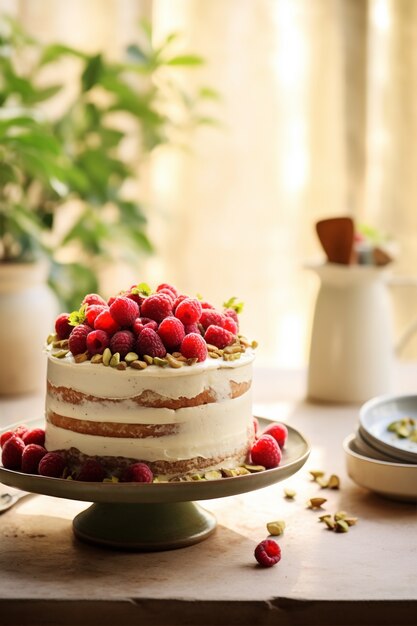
43;283;257;480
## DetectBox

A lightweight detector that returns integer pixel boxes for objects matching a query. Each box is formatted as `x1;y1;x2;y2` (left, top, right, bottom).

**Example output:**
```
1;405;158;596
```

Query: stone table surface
0;365;416;626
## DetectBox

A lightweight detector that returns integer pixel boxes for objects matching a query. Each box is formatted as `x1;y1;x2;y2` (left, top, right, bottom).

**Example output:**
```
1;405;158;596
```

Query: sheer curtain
4;0;417;366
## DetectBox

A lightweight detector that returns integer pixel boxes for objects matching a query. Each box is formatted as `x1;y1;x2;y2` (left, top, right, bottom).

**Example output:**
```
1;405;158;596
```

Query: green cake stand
0;419;309;551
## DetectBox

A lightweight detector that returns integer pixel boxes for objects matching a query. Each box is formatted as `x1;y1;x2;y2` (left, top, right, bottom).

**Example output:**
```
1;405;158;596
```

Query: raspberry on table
136;327;167;358
87;329;110;357
204;324;234;349
123;462;153;483
22;428;45;447
200;309;226;330
180;333;208;362
69;324;91;355
110;330;135;358
94;309;120;335
38;452;66;478
141;293;173;323
85;304;107;327
263;422;288;448
82;293;107;307
254;539;282;567
175;298;203;325
54;313;72;340
158;316;185;350
1;435;25;470
21;444;47;474
76;459;106;482
250;434;282;469
109;296;139;327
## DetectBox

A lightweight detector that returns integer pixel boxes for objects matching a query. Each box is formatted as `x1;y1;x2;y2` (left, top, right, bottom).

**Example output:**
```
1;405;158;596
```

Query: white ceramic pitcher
306;263;416;404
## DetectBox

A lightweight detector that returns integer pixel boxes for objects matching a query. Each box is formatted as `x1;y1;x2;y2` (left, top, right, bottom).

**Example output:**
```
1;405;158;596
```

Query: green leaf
165;54;204;67
199;86;221;100
126;43;149;64
68;303;87;326
223;297;244;313
131;282;152;297
81;54;103;91
25;84;62;104
40;43;88;66
49;262;99;311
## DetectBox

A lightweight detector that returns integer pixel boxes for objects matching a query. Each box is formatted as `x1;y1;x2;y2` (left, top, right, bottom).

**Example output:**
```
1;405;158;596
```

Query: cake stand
0;419;310;551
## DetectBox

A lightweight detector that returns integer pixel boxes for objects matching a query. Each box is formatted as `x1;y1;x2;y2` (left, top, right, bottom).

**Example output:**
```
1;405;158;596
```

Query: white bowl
343;434;417;503
359;394;417;463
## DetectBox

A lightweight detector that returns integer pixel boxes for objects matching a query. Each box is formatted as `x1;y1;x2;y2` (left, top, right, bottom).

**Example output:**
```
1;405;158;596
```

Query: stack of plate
343;394;417;502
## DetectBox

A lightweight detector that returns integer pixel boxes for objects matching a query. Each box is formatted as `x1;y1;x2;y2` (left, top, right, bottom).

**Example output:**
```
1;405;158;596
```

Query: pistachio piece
131;360;147;370
235;466;251;475
143;355;154;365
334;511;347;521
103;476;119;483
221;468;239;477
91;354;103;364
208;351;220;359
154;357;168;367
267;520;286;536
335;519;349;533
327;474;340;489
166;354;183;368
186;357;198;366
284;488;296;499
74;352;88;363
190;473;204;481
47;333;57;345
116;362;127;370
124;352;139;364
323;517;336;530
52;349;69;359
110;352;120;368
307;497;327;509
172;352;182;358
344;516;358;526
309;470;325;481
204;470;222;480
316;476;329;488
243;464;266;473
102;347;112;366
251;340;258;349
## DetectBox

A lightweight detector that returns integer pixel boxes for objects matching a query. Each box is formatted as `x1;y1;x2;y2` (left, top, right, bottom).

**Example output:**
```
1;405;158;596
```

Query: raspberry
132;319;144;336
204;325;234;349
123;462;153;483
180;333;208;362
14;425;29;438
54;313;72;340
110;296;139;326
156;288;176;302
158;317;185;350
0;431;14;448
221;316;238;335
107;296;116;306
141;293;173;323
85;304;107;327
21;444;47;474
87;329;110;356
175;298;202;325
201;301;215;309
76;459;106;482
224;307;239;328
94;309;120;335
82;293;107;307
200;309;225;330
126;291;143;308
184;323;201;335
254;539;282;567
110;330;135;358
172;294;188;312
38;452;66;478
263;422;288;448
1;435;25;470
250;434;282;469
22;428;45;447
157;283;178;298
69;324;91;355
136;327;167;358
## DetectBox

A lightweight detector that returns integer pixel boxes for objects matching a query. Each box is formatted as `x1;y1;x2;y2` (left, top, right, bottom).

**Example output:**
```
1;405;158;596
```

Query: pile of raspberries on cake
51;282;251;367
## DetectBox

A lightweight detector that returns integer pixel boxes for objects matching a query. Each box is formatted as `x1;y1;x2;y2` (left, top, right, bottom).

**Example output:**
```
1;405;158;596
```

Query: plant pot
0;261;59;395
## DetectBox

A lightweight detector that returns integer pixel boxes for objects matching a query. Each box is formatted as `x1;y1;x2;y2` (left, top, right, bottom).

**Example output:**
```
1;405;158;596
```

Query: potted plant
0;15;218;394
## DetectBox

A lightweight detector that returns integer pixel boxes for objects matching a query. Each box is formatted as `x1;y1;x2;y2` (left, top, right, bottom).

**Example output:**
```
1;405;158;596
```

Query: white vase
0;261;59;395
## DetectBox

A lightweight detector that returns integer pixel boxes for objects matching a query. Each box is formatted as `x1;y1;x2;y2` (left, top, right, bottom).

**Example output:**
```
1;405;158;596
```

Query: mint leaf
131;282;152;296
68;303;87;326
223;297;244;314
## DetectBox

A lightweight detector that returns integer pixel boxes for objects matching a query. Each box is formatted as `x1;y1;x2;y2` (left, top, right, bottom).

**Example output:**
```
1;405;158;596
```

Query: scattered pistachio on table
319;511;358;533
267;520;286;536
284;488;296;499
307;497;327;509
309;470;340;490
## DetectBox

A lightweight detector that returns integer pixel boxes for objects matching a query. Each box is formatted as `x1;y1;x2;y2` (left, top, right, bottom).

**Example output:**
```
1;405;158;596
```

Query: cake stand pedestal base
73;501;217;551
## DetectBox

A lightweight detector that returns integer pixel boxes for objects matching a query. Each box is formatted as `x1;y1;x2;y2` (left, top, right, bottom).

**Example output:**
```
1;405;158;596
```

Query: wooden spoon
316;217;355;265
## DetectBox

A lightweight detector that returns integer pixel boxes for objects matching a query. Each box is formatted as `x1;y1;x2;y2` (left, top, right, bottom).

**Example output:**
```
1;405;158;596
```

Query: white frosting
45;390;252;462
46;350;255;400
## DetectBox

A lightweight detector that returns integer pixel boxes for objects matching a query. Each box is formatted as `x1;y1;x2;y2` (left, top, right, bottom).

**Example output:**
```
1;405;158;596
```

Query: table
0;364;416;626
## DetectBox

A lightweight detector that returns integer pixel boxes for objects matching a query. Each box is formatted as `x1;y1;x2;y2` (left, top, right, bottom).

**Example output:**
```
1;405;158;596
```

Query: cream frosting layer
45;390;252;462
46;350;255;400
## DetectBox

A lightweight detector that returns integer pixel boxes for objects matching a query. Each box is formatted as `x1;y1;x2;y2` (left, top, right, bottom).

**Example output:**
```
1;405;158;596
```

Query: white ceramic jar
0;261;59;395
